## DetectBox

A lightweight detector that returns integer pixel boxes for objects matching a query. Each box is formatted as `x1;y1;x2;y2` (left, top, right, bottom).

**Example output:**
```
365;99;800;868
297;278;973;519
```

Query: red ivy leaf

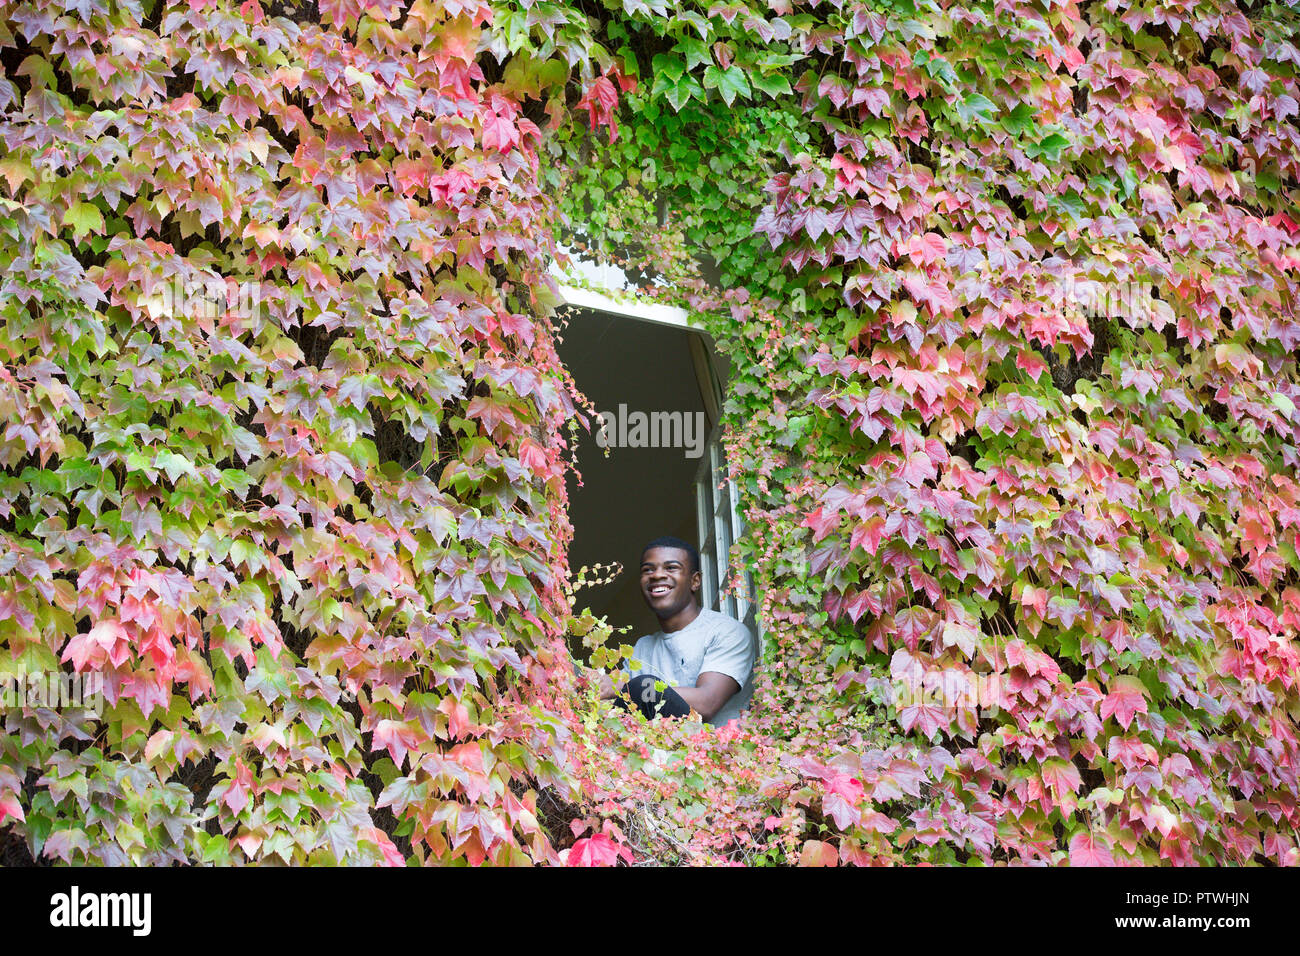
482;112;519;152
1100;676;1149;730
566;833;626;867
0;790;25;824
1069;831;1115;866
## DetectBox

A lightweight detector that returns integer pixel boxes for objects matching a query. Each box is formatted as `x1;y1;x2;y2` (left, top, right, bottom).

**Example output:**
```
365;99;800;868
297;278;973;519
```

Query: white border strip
554;282;697;331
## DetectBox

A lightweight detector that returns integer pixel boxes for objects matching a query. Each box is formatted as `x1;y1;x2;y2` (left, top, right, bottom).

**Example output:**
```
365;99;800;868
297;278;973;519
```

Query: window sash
694;424;754;630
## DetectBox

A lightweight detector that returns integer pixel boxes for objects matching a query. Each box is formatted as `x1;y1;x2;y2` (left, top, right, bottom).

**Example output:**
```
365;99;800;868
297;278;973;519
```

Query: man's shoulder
624;631;663;673
694;607;752;641
631;630;663;652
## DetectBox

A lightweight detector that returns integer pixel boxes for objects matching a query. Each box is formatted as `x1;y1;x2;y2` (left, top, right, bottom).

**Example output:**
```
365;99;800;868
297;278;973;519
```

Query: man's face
640;546;700;619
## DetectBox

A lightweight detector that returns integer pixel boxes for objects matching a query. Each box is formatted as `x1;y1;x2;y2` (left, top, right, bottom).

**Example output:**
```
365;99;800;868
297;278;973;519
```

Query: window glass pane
695;470;715;609
698;433;755;621
695;479;710;550
699;536;717;611
710;441;727;512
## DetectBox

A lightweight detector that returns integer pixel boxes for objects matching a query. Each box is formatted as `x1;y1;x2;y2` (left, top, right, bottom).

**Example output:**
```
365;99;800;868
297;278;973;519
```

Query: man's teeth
650;586;669;595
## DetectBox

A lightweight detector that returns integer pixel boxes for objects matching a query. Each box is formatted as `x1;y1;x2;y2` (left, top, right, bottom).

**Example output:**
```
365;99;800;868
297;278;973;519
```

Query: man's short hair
641;536;700;576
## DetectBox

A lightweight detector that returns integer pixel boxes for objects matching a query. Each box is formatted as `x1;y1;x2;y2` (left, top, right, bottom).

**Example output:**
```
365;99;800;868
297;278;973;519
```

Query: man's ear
690;570;701;593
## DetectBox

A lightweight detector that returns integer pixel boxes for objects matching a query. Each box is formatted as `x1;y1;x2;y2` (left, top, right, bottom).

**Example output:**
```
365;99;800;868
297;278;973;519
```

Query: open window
553;267;756;646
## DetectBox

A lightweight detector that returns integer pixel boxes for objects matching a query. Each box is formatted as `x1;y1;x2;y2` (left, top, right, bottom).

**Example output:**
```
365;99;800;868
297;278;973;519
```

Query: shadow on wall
556;305;716;645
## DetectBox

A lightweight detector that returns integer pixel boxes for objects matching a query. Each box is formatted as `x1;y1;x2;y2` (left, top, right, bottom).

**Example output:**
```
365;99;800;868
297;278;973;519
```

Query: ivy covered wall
551;0;1300;865
1;0;1299;865
0;0;584;865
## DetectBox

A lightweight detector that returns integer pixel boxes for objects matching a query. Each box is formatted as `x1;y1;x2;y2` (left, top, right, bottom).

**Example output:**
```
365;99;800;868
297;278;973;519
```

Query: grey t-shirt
624;608;758;726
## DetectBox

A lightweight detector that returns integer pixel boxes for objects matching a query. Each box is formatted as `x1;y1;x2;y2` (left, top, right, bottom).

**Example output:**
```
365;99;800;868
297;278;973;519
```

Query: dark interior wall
556;307;712;645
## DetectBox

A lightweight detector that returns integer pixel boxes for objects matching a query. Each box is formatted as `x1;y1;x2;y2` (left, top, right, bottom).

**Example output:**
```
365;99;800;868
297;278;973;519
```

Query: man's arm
672;672;741;723
674;621;755;721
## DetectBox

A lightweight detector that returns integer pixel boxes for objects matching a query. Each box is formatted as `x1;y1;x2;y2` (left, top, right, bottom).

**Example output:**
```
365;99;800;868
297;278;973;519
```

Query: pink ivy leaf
361;826;406;867
373;719;421;770
798;840;839;866
1100;676;1149;730
0;790;25;824
482;111;519;152
898;701;949;738
1016;348;1048;381
1069;831;1115;867
903;231;948;266
566;833;625;867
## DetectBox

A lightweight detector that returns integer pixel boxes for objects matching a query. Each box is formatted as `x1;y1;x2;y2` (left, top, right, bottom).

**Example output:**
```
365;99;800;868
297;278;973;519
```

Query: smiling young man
597;536;758;725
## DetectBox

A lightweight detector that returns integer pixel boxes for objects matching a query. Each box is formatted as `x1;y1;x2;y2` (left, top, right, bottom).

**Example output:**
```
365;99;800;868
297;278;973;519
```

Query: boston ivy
547;0;1300;866
1;0;1298;866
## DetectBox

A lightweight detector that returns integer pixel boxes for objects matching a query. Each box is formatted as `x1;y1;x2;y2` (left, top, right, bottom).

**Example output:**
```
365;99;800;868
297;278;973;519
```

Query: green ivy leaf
702;65;751;106
955;92;997;125
1029;132;1070;161
650;54;685;83
999;102;1035;137
750;72;792;98
63;202;103;240
675;37;711;71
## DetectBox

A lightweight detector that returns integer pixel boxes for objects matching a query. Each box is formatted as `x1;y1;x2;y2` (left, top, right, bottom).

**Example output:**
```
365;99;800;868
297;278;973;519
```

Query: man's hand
584;666;619;700
672;672;741;723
